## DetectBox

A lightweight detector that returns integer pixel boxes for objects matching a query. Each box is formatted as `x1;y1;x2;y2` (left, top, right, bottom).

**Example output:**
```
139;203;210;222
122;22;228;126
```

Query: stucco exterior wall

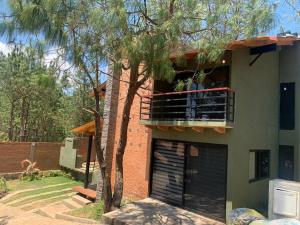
152;49;279;217
279;43;300;181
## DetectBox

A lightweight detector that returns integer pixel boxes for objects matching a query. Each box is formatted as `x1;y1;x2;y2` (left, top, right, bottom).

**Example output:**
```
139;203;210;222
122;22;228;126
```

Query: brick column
96;63;120;200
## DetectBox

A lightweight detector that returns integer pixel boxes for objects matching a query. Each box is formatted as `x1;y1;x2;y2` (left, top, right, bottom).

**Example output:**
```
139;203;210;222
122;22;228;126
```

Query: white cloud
0;42;73;72
0;41;13;55
43;47;73;72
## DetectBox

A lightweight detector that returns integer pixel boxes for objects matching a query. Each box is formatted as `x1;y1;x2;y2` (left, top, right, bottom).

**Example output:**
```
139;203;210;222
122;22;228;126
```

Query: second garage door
150;139;227;222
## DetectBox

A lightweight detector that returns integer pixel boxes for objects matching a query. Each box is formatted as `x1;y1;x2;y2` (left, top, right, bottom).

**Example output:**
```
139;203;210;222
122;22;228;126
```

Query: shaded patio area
102;198;225;225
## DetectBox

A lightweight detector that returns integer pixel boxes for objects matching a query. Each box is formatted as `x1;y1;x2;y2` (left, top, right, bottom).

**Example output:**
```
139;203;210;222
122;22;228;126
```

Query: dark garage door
150;140;185;206
150;139;227;222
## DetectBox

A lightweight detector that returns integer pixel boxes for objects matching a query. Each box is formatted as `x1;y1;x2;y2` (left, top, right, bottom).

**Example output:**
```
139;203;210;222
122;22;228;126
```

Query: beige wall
152;49;280;219
279;43;300;181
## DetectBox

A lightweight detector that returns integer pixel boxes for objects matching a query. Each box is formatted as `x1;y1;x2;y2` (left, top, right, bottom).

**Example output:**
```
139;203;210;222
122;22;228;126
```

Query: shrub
45;170;74;180
20;159;41;181
0;177;8;198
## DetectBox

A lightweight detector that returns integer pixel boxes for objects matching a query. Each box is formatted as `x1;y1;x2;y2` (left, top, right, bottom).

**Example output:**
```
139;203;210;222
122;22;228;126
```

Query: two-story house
101;35;300;223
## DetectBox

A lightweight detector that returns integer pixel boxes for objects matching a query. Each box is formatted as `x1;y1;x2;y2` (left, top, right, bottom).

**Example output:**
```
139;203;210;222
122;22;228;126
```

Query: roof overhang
170;36;300;60
71;119;103;135
227;36;300;50
89;81;106;98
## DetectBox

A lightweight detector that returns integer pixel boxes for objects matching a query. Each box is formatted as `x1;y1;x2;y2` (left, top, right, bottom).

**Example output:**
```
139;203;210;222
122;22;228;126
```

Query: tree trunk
112;71;139;207
8;99;16;141
19;97;27;142
93;88;113;212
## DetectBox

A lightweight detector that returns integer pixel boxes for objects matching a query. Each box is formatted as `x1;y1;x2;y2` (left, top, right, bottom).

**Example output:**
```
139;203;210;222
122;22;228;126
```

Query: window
280;83;295;130
249;150;270;182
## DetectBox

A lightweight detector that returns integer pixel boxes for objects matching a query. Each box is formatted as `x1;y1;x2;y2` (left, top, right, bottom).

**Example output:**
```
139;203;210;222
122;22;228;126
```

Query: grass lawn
4;176;83;207
66;202;104;221
9;189;75;206
7;176;79;192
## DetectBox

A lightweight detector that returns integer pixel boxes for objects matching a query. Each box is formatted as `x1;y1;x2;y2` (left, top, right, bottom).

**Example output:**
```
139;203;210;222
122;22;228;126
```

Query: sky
0;0;299;58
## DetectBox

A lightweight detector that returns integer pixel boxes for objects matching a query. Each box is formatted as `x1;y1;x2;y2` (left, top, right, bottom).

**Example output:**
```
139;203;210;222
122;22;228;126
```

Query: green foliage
0;43;96;142
0;177;8;195
174;80;185;92
46;170;74;180
67;202;104;221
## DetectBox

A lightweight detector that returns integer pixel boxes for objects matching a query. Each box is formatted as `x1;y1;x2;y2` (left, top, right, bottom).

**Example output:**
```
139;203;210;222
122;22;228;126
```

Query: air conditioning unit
269;179;300;220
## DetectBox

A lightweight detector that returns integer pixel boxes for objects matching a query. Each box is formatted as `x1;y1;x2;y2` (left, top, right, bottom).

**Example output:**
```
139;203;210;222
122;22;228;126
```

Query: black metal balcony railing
140;87;235;123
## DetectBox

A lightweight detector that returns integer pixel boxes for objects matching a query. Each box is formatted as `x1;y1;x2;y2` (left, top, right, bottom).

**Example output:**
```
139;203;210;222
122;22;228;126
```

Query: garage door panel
151;140;184;206
150;139;227;222
184;143;227;222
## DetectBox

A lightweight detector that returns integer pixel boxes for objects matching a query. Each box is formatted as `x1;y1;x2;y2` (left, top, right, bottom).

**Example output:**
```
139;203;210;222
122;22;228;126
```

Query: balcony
139;87;235;133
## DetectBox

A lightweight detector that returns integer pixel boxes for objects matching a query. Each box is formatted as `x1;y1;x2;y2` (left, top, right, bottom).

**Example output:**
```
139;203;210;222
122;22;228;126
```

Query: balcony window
140;66;234;130
140;88;234;122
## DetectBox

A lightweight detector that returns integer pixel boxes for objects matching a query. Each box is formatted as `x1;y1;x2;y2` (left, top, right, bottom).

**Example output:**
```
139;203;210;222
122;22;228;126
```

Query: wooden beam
173;126;185;132
192;127;204;133
145;125;155;129
213;127;226;134
157;126;169;131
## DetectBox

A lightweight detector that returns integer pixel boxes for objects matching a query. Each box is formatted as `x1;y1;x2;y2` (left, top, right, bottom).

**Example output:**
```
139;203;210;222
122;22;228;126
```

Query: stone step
21;192;76;211
36;202;70;218
62;198;82;209
73;186;97;199
7;188;72;206
72;194;92;206
1;182;74;203
55;213;101;224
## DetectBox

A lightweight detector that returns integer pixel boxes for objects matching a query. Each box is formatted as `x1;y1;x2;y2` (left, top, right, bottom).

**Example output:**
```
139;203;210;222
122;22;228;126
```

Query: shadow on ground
104;198;223;225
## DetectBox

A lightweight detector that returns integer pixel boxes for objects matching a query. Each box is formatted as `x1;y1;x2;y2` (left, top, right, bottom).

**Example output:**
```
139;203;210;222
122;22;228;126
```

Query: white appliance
269;179;300;220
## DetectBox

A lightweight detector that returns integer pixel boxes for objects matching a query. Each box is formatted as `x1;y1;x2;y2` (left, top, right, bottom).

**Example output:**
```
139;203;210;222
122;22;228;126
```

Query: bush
45;170;74;180
94;201;104;220
0;177;8;198
20;159;41;181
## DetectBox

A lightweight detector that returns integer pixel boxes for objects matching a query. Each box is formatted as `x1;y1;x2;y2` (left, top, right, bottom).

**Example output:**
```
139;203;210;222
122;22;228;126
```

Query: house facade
102;36;300;223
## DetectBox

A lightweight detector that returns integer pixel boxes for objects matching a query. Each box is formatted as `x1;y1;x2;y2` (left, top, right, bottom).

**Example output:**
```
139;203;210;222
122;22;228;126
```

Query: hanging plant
195;70;206;84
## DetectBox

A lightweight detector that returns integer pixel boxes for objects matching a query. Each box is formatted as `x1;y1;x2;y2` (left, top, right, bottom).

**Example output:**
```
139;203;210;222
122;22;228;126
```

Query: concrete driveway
0;203;96;225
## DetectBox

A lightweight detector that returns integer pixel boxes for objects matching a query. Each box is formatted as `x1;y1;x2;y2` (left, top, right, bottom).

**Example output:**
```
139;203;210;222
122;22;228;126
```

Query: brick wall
0;142;63;174
110;69;152;200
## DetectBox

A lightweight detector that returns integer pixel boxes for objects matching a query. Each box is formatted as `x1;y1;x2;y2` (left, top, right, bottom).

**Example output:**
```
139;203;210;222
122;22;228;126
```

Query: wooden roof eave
71;119;103;136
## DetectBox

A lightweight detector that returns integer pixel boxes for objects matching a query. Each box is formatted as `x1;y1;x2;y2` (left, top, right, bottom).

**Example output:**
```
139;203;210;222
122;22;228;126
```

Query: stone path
103;198;225;225
0;203;99;225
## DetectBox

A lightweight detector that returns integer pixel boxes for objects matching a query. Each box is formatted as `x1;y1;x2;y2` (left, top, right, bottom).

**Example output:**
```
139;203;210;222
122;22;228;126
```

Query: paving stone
102;198;224;225
72;194;92;206
62;198;82;209
36;202;71;218
0;203;95;225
